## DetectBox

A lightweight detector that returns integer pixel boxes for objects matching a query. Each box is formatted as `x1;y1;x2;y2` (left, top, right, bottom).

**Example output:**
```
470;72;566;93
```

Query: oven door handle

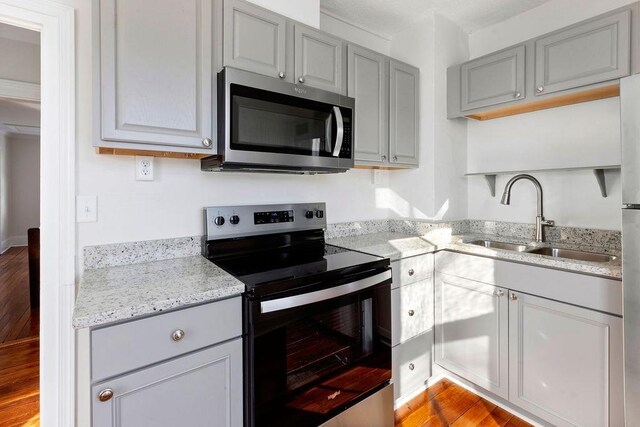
260;269;391;314
331;106;344;157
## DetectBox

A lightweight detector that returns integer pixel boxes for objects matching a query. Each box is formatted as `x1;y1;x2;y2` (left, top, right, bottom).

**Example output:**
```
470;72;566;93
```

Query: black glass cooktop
206;230;388;297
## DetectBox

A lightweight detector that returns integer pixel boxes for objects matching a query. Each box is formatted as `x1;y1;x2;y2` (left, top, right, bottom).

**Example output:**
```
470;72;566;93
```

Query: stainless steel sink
467;240;529;252
526;247;616;263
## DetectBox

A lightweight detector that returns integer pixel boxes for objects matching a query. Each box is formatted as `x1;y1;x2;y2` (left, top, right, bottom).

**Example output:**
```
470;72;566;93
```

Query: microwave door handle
260;269;391;314
332;106;344;157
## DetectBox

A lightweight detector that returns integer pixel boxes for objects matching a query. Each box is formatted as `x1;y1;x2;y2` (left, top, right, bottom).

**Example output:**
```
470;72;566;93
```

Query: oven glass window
250;283;391;426
230;84;350;158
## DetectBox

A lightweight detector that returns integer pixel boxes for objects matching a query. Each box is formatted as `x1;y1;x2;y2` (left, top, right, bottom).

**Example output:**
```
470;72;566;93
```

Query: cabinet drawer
392;253;433;289
92;297;241;381
392;330;433;402
391;279;433;346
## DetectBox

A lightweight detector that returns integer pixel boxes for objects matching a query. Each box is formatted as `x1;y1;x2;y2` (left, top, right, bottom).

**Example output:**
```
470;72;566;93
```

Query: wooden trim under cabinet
97;147;213;160
465;84;620;121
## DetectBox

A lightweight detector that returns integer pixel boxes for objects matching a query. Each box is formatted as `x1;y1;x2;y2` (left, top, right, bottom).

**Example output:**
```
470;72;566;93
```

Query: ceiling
320;0;551;37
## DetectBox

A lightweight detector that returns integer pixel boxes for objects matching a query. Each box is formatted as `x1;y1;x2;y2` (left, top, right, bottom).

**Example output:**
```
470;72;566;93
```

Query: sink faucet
500;174;554;243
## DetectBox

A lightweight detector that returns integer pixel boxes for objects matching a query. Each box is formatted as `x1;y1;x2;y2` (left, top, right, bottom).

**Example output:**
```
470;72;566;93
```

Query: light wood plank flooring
395;379;532;427
0;247;39;343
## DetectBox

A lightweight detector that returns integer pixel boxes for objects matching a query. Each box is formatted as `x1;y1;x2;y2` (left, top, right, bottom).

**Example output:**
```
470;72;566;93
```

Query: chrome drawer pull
172;329;185;341
408;269;415;276
408;363;415;371
408;309;415;316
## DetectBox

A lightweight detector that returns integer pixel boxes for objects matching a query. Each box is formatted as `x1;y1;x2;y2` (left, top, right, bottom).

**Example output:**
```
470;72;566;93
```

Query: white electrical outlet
135;156;154;181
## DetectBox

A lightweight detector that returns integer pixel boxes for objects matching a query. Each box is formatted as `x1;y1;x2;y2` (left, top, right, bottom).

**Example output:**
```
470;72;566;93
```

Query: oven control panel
204;203;326;240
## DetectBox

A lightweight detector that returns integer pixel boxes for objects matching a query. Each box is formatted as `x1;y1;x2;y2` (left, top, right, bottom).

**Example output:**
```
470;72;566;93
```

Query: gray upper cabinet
99;0;214;150
535;10;631;96
92;339;243;427
348;45;388;164
295;25;345;94
389;59;420;166
223;0;287;80
460;45;525;111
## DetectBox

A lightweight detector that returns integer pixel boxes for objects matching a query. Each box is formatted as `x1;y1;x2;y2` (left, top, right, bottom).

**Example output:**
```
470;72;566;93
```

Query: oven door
245;269;392;427
220;67;354;172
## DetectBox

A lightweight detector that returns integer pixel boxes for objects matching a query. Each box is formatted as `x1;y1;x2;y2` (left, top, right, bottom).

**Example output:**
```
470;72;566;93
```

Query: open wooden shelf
465;84;620;121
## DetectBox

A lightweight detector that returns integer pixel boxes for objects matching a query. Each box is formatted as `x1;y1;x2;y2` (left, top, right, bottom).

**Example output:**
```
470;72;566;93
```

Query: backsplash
83;219;621;269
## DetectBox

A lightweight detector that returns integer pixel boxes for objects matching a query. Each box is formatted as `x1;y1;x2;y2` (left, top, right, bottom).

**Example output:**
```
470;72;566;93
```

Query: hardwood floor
395;379;532;427
0;338;39;426
0;247;39;343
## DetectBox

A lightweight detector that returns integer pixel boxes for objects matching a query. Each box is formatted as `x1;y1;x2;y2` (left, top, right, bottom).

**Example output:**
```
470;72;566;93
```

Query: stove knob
229;215;240;225
214;216;225;226
305;210;314;219
315;210;324;219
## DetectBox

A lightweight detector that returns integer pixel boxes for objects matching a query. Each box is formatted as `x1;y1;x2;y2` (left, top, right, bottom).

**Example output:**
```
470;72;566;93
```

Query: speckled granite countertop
73;255;244;329
327;232;621;279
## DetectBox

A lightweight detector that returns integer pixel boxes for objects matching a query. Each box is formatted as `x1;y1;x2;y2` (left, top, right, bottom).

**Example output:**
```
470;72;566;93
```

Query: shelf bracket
484;174;497;197
593;169;607;198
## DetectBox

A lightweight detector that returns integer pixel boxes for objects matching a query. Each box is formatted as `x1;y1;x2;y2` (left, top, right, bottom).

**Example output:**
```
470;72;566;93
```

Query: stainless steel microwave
201;67;355;174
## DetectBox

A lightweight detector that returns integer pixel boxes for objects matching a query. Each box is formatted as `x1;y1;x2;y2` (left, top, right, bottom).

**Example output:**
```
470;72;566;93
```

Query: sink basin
468;240;528;252
527;247;616;263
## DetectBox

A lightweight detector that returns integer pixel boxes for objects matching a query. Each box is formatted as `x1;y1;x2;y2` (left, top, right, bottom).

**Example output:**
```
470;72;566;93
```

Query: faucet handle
542;219;555;227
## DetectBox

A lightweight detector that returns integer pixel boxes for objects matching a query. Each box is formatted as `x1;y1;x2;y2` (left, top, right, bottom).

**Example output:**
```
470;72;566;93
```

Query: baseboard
0;235;28;253
393;373;446;409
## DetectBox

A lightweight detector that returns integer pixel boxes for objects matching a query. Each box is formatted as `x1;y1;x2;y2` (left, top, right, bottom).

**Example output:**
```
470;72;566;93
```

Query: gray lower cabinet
460;45;525;111
392;331;433;401
391;279;433;346
348;45;388;164
99;0;215;151
508;291;624;427
389;59;420;166
434;273;509;399
92;339;243;427
534;9;631;96
295;25;345;94
223;0;288;80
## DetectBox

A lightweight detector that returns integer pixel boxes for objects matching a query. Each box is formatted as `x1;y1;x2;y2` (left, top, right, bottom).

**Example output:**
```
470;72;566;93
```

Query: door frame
0;1;75;426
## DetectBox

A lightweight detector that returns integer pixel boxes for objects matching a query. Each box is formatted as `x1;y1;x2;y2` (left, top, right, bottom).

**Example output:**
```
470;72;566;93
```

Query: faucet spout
499;174;553;242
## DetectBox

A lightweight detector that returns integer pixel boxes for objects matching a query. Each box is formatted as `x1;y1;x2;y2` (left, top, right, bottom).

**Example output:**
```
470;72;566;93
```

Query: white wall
466;0;631;230
0;36;40;83
0;134;40;251
386;14;468;221
71;0;395;250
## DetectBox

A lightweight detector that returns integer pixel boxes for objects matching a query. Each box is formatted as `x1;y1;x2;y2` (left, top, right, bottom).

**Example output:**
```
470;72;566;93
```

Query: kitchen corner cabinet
460;45;525;111
223;0;287;80
295;25;345;94
98;0;215;152
508;291;624;427
434;273;509;399
92;339;242;427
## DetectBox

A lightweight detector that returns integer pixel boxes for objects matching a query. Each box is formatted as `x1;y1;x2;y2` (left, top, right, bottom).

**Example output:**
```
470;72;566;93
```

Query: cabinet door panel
392;279;433;346
93;339;243;427
392;331;433;402
223;0;287;79
100;0;213;148
509;292;623;427
535;10;630;95
389;60;419;166
295;25;344;94
348;45;388;164
460;45;525;111
435;273;508;398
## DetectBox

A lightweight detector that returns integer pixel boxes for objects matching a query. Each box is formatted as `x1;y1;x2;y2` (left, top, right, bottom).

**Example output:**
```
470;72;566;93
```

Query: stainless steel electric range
202;203;393;427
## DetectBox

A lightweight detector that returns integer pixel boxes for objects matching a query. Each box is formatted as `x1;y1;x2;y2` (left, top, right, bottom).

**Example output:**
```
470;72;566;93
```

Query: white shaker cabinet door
434;272;509;399
100;0;214;149
508;291;624;427
92;339;243;427
389;59;419;166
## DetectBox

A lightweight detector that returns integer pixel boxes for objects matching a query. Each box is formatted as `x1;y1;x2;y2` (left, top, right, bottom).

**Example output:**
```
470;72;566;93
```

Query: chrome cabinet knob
510;293;518;301
392;155;398;162
408;269;415;276
202;138;212;148
514;92;521;98
381;155;387;161
408;309;415;317
172;329;185;341
98;388;114;402
408;363;415;371
278;72;286;79
298;76;305;83
536;86;544;93
496;289;504;297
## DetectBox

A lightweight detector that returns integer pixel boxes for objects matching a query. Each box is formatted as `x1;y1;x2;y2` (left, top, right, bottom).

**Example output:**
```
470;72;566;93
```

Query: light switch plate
77;196;97;223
